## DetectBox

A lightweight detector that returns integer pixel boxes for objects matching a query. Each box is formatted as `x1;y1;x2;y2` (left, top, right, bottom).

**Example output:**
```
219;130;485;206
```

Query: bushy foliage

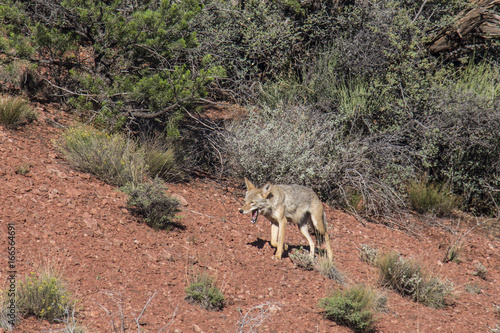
58;126;146;186
0;0;224;134
377;253;453;308
121;179;180;231
15;270;75;322
224;104;408;214
0;96;36;128
185;272;225;311
319;284;383;333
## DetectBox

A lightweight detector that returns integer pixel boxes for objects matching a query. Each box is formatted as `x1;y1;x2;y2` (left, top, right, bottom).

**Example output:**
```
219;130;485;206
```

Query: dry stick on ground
132;291;157;332
235;302;282;333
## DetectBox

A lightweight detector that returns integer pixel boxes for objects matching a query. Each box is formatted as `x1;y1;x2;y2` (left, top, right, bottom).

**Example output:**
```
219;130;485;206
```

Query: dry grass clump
58;126;146;186
0;96;37;129
377;253;453;308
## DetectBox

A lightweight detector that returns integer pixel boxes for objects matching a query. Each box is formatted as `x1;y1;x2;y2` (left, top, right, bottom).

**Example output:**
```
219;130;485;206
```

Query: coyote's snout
240;178;333;261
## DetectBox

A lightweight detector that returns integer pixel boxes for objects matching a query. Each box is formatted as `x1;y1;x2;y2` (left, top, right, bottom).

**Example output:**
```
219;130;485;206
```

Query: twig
133;291;157;333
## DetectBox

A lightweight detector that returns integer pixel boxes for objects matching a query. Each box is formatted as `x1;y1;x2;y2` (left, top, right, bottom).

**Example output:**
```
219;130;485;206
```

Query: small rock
171;193;188;206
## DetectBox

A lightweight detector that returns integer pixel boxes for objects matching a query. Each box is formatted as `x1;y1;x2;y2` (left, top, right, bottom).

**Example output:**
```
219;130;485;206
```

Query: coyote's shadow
248;238;317;258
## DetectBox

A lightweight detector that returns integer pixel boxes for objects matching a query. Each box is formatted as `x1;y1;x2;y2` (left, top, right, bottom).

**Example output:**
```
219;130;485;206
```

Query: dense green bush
2;0;499;215
408;178;461;217
121;179;180;231
319;285;383;333
0;0;224;134
185;272;225;311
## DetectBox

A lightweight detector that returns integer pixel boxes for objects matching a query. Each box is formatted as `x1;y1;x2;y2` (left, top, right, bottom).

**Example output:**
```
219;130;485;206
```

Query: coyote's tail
313;211;328;246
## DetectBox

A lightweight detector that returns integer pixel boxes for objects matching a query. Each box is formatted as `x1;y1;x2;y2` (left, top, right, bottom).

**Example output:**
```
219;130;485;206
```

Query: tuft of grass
464;283;482;294
319;284;382;333
443;239;464;264
141;137;187;182
58;126;146;186
185;272;225;311
121;179;180;231
315;257;345;284
0;96;37;129
15;163;31;176
15;268;75;323
408;178;461;217
377;253;453;308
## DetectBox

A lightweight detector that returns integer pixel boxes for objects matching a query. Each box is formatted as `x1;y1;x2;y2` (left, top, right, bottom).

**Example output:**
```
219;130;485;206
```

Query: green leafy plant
0;0;224;134
377;253;453;308
121;179;180;231
319;284;383;333
58;126;146;186
0;96;36;129
185;272;225;311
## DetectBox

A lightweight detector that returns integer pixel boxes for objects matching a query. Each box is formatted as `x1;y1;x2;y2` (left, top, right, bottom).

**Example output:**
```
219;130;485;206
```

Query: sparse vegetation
377;253;453;308
319;284;383;333
121;179;180;231
0;96;36;129
58;126;146;186
185;272;225;311
289;247;344;283
464;283;482;295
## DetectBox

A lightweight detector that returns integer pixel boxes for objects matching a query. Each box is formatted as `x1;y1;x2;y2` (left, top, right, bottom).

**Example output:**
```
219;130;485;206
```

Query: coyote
239;178;333;261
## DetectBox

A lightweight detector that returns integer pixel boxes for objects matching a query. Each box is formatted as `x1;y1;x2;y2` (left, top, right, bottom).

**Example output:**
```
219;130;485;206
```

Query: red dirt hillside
1;104;499;332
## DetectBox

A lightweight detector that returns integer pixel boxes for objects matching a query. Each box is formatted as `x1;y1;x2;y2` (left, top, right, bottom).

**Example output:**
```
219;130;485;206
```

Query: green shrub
319;285;382;333
185;272;225;311
16;270;74;322
121;179;180;231
377;253;453;308
58;126;146;186
0;96;36;129
408;178;461;217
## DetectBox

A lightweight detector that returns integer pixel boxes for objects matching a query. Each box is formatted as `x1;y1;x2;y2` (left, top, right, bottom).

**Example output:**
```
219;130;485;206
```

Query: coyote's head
239;178;271;224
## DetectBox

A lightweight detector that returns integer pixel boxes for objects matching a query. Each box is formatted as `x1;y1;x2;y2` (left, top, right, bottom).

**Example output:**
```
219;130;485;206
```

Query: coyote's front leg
274;217;287;260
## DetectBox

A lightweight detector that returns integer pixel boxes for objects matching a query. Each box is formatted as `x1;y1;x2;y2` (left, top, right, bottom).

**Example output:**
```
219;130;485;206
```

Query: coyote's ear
244;177;255;190
262;183;272;198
